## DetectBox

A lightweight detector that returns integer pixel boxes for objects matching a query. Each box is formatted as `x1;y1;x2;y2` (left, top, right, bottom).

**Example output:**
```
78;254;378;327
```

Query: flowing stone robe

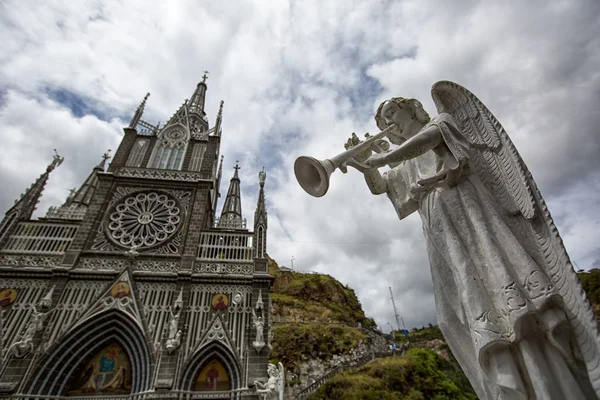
382;113;596;400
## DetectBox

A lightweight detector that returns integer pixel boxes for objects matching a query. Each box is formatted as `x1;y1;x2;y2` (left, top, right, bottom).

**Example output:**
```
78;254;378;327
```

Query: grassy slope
269;257;376;326
306;270;600;399
268;257;374;372
312;348;477;400
579;269;600;317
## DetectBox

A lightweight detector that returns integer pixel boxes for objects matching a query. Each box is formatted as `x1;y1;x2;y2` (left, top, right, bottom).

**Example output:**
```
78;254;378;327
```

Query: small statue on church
252;308;265;353
165;289;183;353
254;362;285;400
165;330;181;353
8;305;48;358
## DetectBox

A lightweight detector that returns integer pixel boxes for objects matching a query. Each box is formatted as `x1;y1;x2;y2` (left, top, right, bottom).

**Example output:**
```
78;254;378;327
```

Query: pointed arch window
126;139;150;167
150;127;188;170
189;143;207;172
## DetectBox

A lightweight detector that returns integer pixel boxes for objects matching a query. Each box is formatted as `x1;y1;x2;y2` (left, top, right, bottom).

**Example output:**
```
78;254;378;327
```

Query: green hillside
267;256;476;399
312;348;477;400
269;257;376;326
268;257;374;372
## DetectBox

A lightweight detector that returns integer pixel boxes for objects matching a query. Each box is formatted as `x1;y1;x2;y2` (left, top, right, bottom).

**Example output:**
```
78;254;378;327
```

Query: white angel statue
254;362;285;400
346;81;600;400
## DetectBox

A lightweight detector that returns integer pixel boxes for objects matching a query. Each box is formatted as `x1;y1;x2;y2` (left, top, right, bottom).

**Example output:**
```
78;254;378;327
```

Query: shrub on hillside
312;348;477;400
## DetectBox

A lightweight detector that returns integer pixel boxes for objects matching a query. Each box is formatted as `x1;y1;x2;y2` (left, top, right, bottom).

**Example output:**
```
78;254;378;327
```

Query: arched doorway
65;341;133;395
193;357;231;392
180;342;241;393
27;310;152;396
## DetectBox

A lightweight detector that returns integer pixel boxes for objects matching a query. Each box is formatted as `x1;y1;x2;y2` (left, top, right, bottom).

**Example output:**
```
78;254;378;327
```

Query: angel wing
431;80;600;395
431;81;535;219
277;362;285;400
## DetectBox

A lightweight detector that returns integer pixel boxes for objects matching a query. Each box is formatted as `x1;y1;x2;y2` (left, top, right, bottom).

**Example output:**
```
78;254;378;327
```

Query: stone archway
180;342;242;392
27;309;152;396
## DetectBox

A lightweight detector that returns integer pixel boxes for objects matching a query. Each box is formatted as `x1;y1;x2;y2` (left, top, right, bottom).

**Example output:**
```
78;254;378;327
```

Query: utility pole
291;256;295;270
389;287;403;331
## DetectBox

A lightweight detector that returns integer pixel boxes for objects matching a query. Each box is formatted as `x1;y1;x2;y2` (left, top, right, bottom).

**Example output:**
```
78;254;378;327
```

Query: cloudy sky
1;0;599;331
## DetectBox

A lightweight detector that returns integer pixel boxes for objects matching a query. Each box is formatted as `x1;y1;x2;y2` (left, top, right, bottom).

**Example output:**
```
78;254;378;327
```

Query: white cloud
0;0;599;331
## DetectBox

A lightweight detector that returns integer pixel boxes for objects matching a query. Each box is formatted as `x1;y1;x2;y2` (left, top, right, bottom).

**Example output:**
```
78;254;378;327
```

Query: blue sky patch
45;88;110;121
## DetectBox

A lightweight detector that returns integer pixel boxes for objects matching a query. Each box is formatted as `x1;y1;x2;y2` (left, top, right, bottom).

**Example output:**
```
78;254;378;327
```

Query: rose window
107;192;181;248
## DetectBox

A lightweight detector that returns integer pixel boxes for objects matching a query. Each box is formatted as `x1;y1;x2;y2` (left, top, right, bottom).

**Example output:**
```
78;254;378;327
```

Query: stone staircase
288;325;393;399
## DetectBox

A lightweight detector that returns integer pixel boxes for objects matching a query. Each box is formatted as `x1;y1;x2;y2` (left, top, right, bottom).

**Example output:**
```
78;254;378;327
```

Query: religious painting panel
65;342;132;395
0;288;18;308
193;358;231;391
211;293;228;311
111;281;130;298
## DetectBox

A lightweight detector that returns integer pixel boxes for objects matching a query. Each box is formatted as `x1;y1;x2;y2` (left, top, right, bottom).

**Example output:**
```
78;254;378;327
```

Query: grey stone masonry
0;79;273;400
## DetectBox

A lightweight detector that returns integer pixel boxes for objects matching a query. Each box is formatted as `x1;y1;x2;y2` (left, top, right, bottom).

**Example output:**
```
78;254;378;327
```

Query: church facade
0;77;273;399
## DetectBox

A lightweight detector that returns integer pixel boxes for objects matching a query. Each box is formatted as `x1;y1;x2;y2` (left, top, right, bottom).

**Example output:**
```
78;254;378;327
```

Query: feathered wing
431;80;600;395
278;362;285;400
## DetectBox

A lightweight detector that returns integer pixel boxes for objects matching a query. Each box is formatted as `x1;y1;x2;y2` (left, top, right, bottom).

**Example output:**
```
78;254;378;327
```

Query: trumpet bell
294;156;336;197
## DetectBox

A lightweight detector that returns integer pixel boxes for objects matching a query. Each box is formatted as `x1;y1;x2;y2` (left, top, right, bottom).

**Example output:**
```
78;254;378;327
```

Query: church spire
7;150;63;221
216;155;224;195
129;93;150;129
218;162;244;229
45;151;110;220
188;72;208;117
214;100;224;136
253;167;268;258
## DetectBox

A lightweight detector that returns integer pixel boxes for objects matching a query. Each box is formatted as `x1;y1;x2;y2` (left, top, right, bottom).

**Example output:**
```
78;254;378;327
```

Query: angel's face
381;101;411;130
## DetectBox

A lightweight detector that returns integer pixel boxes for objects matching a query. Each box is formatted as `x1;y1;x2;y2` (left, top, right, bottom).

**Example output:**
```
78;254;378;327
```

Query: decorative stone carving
252;291;265;353
190;116;208;141
91;187;190;254
0;255;61;268
267;297;274;351
108;192;181;248
77;257;180;272
195;315;233;351
7;284;54;359
232;292;243;305
254;362;284;400
190;284;253;294
73;271;144;332
165;288;183;353
116;168;211;182
296;80;600;399
194;262;253;275
125;244;140;260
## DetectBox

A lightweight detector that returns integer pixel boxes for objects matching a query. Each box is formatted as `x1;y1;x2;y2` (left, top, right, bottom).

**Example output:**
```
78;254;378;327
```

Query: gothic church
0;77;273;399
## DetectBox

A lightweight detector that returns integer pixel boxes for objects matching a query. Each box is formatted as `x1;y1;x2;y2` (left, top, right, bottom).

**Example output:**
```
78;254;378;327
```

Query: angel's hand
344;132;372;163
364;152;390;169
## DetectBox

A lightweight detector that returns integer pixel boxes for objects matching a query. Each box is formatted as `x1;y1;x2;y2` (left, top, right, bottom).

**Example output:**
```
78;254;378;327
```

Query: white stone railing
136;119;159;136
45;205;87;220
1;221;78;255
197;231;253;261
214;217;247;230
194;262;254;275
5;388;258;399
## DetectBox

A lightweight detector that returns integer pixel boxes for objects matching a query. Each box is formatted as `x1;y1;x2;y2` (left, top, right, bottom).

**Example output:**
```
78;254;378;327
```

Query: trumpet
294;124;399;197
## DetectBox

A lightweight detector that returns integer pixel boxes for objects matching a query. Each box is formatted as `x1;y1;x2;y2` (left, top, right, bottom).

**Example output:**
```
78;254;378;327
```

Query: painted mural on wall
194;358;231;391
111;281;130;298
66;342;132;395
0;288;18;307
211;294;228;311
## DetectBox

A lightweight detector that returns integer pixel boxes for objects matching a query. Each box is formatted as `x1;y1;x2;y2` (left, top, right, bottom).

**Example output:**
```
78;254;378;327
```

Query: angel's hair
375;97;431;131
